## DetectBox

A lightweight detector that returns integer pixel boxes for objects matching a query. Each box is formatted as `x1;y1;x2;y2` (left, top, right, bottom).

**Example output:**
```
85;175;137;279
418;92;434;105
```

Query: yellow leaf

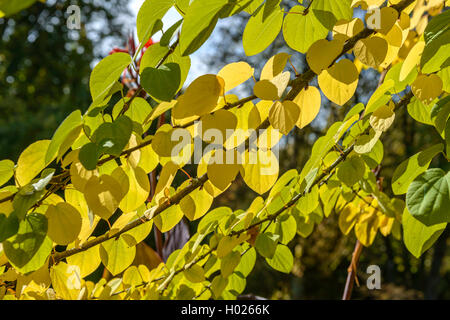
411;74;443;105
253;71;290;100
184;264;205;283
293;86;321;129
354;209;379;246
339;203;359;235
84;175;124;220
100;236;136;276
16;140;51;186
333;18;364;41
258;126;284;150
399;40;425;81
260;53;290;80
50;263;84;300
172;74;225;121
217;62;254;93
200;109;238;144
353;36;388;68
153;161;178;205
180;184;213;221
268;101;300;135
306;39;344;75
66;240;101;277
240;149;279;195
46;202;82;245
318;59;359;106
65;187;100;244
378;215;394;236
369;104;396;132
153;204;183;233
116;165;150;213
70;161;99;193
137;137;159;174
352;0;385;9
207;149;241;191
366;6;399;35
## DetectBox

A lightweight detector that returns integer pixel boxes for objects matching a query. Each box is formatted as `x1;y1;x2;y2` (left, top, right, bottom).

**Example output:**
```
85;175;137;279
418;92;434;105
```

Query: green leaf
160;19;183;47
385;61;418;94
46;110;83;164
403;208;446;258
265;244;293;273
337;156;366;187
392;144;443;195
79;143;100;171
242;1;283;56
180;0;231;56
235;247;256;277
407;97;434;125
221;250;241;277
255;232;279;258
13;185;45;220
282;5;329;54
92;115;133;157
141;63;181;102
406;168;450;226
431;95;450;138
0;212;19;242
140;43;191;93
0;160;14;187
136;0;174;43
3;213;52;274
421;10;450;74
89;53;131;104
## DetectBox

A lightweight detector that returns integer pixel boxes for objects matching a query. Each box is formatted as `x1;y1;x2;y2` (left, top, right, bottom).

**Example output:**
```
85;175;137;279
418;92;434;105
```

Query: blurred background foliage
1;0;449;299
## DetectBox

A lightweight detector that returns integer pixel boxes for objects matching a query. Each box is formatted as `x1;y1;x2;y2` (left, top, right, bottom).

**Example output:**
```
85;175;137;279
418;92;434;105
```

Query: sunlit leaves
399;41;425;81
137;0;174;43
283;5;329;54
294;86;321;129
50;263;84;300
268;101;300;135
84;175;125;220
243;1;283;56
353;37;388;69
253;71;290;100
172;74;225;122
217;62;254;93
100;237;136;276
260;53;290;80
0;160;14;187
89;53;131;105
421;10;450;73
411;74;443;105
392;144;443;195
46;110;83;163
318;59;359;106
369;104;395;132
264;244;293;273
180;0;230;56
403;208;446;258
46;203;82;245
337;156;366;187
16;140;52;187
240;149;279;195
306;39;343;74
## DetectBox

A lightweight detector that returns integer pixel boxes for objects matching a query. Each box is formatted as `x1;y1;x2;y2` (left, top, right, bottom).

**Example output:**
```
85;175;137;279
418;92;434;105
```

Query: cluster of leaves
0;0;449;300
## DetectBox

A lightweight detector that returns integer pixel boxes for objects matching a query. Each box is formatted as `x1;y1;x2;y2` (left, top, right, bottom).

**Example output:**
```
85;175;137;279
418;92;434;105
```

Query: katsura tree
0;0;449;300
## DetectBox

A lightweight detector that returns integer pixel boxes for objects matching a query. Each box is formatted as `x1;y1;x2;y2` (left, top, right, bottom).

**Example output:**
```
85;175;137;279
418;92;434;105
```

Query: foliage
0;0;449;300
